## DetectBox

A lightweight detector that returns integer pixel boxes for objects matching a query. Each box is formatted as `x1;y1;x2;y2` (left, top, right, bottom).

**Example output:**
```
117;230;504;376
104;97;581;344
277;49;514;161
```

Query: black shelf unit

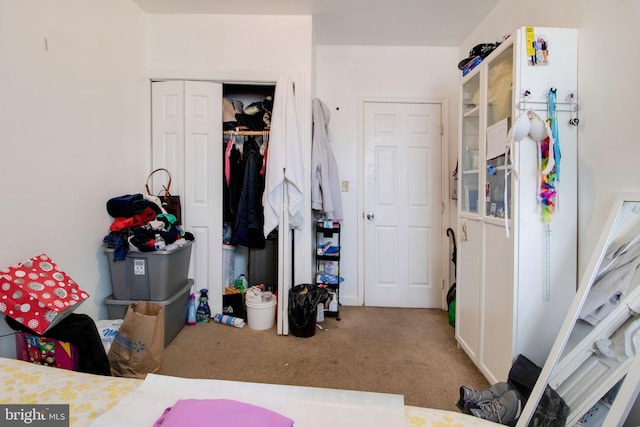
315;220;341;320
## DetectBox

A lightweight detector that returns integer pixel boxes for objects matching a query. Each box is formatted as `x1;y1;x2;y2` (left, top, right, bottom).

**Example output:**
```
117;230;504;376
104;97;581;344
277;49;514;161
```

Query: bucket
246;299;276;330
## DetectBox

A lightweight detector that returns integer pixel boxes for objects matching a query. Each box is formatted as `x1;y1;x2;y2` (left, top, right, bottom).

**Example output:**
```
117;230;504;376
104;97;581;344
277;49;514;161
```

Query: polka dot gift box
0;254;89;334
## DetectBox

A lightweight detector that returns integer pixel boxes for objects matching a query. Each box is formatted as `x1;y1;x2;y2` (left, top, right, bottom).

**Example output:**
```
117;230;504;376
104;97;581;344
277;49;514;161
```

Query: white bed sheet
90;373;407;427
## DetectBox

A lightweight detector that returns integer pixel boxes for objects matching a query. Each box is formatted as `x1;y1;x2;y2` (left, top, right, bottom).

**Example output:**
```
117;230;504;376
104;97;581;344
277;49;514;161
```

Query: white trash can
246;299;276;330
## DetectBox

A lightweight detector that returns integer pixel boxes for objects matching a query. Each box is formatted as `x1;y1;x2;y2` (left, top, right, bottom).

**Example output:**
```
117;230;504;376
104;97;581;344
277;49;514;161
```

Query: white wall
146;15;312;81
0;0;148;357
574;1;640;275
570;3;640;424
315;45;460;305
463;0;640;424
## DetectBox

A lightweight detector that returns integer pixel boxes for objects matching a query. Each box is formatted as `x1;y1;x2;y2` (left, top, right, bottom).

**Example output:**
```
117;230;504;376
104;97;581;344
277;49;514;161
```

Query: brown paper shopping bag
108;301;165;378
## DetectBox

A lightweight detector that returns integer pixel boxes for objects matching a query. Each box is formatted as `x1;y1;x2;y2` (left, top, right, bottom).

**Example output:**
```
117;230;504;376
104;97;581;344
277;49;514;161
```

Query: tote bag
145;168;182;225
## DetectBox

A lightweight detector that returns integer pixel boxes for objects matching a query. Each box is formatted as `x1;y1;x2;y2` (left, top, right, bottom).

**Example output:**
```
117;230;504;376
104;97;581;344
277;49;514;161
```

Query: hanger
260;129;269;155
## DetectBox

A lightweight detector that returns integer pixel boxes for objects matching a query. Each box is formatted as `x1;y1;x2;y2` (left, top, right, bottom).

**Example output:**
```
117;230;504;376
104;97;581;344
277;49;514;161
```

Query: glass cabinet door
460;73;480;214
485;45;513;219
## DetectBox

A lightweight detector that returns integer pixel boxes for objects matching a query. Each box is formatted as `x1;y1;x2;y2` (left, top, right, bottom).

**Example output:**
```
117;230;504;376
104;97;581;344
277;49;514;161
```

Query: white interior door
152;81;223;313
363;101;443;308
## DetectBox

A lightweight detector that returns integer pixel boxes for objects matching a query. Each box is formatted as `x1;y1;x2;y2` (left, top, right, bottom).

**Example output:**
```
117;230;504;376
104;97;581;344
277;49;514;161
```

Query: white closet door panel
152;80;223;313
151;81;184;196
190;225;211;298
183;81;223;313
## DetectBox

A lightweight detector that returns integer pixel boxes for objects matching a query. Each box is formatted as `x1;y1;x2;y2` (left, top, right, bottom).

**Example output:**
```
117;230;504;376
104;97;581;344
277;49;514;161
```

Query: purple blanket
153;399;294;427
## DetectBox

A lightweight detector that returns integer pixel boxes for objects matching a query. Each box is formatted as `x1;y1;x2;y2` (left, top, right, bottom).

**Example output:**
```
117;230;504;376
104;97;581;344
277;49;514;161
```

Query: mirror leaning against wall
518;192;640;426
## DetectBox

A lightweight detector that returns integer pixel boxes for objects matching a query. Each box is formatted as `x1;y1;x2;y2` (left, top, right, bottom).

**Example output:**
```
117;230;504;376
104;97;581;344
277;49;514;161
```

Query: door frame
356;96;451;309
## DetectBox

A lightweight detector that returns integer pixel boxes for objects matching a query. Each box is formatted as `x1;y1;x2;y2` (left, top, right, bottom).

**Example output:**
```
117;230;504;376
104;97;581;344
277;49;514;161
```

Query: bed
0;357;498;426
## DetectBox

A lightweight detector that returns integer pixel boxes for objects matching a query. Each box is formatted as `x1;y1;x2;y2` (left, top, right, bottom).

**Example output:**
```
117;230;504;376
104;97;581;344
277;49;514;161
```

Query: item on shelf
196;289;211;324
316;272;342;285
234;274;248;293
461;56;484;76
317;241;332;255
457;34;511;75
328;293;339;313
222;292;247;321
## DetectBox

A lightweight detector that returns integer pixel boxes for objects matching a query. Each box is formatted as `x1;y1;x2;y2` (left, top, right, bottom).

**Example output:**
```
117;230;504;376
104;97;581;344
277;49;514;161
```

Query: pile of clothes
103;193;194;261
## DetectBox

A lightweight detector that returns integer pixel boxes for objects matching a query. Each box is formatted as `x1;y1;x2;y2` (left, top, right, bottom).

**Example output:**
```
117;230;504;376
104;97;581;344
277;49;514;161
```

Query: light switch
341;181;349;192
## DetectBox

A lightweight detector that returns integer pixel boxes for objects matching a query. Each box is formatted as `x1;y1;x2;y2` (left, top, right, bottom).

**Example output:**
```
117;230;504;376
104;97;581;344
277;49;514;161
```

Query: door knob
366;212;375;220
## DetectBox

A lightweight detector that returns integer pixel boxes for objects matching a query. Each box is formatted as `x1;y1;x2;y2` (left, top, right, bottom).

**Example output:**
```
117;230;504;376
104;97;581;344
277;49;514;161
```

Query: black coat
232;139;266;249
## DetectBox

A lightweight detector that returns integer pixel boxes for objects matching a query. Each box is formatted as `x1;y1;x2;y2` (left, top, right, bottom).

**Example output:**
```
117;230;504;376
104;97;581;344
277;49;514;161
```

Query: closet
221;84;278;297
151;80;285;331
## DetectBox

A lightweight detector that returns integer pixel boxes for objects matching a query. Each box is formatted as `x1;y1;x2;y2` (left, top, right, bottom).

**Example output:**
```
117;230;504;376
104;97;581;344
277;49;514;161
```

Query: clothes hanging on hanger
311;98;343;220
260;130;269;175
263;75;304;236
231;137;266;249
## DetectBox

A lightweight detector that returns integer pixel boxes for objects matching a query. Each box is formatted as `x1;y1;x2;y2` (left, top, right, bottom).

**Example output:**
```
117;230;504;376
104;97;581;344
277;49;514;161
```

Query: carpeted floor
159;306;489;411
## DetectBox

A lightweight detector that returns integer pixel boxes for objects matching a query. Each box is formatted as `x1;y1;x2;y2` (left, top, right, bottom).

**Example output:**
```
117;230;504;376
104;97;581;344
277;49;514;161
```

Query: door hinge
440;123;444;135
441;278;445;289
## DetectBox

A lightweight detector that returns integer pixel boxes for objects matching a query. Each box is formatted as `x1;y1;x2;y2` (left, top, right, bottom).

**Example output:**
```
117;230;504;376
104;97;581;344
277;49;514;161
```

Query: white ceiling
132;0;500;46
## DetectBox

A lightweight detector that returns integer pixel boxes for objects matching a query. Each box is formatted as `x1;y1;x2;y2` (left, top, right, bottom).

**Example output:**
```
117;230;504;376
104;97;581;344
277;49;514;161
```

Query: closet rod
223;130;270;136
223;126;270;137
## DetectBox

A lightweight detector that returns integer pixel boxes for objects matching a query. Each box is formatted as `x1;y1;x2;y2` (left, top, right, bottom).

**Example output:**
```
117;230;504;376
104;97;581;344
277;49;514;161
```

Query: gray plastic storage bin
104;279;192;347
104;241;192;301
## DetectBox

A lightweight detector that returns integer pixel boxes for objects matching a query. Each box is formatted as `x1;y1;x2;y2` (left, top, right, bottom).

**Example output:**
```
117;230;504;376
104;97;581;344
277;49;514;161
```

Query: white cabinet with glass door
455;26;579;383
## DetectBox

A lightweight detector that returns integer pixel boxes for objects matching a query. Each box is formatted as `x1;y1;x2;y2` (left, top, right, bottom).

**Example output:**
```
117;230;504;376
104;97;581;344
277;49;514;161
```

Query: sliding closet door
152;81;224;312
151;81;184;190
